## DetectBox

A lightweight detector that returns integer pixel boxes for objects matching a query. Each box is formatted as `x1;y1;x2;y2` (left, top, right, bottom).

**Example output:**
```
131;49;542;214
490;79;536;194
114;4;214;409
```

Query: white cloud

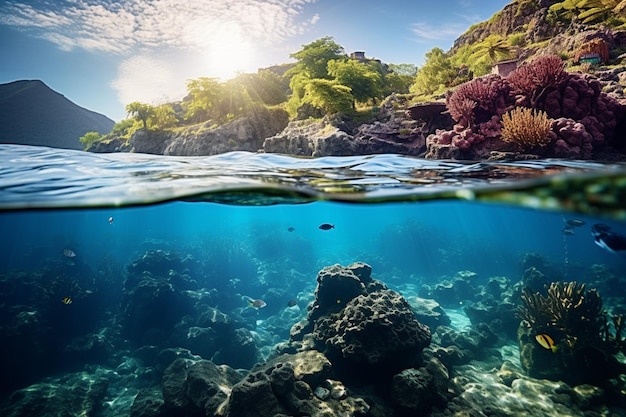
0;0;319;53
111;54;184;106
0;0;320;107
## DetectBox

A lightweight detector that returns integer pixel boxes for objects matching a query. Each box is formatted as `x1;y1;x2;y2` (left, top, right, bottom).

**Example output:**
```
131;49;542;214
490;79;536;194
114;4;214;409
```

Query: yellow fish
535;333;558;353
62;296;72;305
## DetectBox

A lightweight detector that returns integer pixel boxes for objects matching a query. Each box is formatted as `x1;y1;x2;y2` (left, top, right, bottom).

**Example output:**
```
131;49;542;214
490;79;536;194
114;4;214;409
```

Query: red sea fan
446;78;496;127
507;64;536;97
508;54;567;108
530;54;566;89
447;97;477;127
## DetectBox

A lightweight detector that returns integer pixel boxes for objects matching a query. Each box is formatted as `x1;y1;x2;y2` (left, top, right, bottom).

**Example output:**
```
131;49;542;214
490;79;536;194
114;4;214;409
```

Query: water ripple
1;145;625;218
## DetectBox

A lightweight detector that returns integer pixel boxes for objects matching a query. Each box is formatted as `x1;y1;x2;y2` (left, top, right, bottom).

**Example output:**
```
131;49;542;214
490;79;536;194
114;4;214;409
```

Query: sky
0;0;511;121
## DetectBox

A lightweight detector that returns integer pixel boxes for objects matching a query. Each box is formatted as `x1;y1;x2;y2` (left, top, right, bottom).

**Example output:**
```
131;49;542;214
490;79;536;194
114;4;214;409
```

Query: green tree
287;36;346;80
149;104;178;129
409;48;457;96
217;79;255;121
78;131;101;149
381;63;417;95
549;0;625;23
387;63;418;77
327;58;382;105
109;118;139;138
185;77;222;123
302;79;354;114
470;34;514;64
232;71;288;106
125;101;155;130
285;72;311;117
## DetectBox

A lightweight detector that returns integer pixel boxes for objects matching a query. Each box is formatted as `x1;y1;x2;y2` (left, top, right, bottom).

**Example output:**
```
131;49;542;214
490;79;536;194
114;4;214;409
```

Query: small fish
62;249;76;258
535;333;558;353
592;224;626;254
562;227;575;236
108;216;114;224
287;298;298;307
248;298;267;309
319;224;335;231
61;296;72;305
287;227;295;232
565;219;585;228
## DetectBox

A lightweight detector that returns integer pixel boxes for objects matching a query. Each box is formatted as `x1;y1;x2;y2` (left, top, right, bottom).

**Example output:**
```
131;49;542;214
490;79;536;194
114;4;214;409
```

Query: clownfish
535;333;558;353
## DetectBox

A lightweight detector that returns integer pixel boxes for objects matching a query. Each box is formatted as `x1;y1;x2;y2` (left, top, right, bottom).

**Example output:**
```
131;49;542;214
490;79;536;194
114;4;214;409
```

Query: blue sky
0;0;511;121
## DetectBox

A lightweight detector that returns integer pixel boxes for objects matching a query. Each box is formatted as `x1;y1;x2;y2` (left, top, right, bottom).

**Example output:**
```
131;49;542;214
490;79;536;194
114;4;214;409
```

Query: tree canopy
327;59;382;105
287;36;346;79
125;101;155;130
409;48;457;96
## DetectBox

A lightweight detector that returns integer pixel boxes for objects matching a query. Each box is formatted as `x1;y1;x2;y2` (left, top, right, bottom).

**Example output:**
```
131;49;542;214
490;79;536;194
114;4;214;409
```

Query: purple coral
426;54;625;159
446;75;511;127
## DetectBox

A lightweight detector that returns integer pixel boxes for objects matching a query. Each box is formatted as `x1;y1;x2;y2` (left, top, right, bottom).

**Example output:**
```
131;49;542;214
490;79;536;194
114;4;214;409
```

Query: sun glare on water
203;25;257;81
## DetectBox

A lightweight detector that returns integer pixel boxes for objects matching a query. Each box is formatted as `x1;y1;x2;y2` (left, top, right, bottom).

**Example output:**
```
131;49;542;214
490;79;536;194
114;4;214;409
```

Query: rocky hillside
452;0;626;62
451;0;563;50
89;106;289;156
0;80;114;150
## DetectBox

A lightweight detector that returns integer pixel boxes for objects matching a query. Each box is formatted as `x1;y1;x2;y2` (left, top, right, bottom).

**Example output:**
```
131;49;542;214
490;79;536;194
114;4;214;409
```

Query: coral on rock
501;107;554;149
426;54;625;160
288;263;432;381
516;281;621;384
313;289;431;374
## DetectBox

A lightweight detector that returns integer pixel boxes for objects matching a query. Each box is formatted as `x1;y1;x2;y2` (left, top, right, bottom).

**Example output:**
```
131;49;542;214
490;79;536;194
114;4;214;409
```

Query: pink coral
428;54;625;160
551;117;593;158
531;54;566;89
446;75;512;127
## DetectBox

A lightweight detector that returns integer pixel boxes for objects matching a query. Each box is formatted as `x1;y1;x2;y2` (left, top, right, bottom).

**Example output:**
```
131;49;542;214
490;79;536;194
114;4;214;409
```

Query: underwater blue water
1;200;624;284
1;145;626;415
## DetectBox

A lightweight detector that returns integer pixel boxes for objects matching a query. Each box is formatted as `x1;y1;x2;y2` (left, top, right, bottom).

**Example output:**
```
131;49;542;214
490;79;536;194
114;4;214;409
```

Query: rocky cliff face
451;1;563;52
263;95;453;157
90;107;289;155
0;80;114;150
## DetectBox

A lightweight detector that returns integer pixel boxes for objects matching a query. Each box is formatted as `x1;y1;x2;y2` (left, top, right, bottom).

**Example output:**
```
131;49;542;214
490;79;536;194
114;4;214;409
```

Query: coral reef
313;289;431;374
426;54;625;160
501;107;554;149
516;281;619;384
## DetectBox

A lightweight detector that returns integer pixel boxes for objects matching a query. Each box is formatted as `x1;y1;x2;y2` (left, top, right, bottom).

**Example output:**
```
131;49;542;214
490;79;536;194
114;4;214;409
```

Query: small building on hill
350;51;366;61
491;59;518;77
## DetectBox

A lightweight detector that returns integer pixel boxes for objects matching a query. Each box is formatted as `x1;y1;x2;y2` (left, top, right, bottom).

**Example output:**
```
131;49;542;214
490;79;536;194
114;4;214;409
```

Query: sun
204;25;257;80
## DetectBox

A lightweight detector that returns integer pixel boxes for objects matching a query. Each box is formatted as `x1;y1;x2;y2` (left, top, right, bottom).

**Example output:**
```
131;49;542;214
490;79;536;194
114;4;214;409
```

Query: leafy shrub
508;32;526;47
78;131;102;149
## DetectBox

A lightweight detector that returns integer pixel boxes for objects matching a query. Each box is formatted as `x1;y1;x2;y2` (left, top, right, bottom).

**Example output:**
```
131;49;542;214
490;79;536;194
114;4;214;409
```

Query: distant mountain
0;80;114;150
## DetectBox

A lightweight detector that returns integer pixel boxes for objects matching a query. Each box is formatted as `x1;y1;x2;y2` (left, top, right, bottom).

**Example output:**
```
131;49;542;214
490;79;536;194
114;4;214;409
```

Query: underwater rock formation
313;289;431;374
161;357;244;416
408;296;452;330
224;351;369;417
309;262;370;321
289;262;431;380
391;358;450;413
419;270;478;308
121;250;259;368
